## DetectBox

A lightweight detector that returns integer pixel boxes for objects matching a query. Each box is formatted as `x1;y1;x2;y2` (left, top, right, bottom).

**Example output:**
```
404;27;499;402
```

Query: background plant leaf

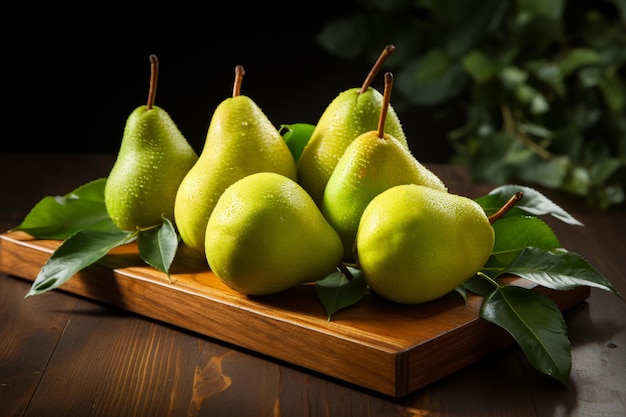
10;178;117;239
137;217;179;282
397;53;470;106
481;285;571;385
317;1;626;208
316;266;367;320
502;247;623;298
26;229;134;297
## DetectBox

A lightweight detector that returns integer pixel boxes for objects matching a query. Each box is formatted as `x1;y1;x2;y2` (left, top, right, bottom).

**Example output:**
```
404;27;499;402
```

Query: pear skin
356;184;495;304
322;131;447;261
174;66;297;256
104;55;198;231
205;172;343;296
297;45;408;206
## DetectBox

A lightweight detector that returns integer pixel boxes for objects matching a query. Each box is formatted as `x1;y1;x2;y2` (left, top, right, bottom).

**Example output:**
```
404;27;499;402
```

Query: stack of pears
321;72;447;262
297;45;410;206
174;65;297;256
104;50;498;305
104;55;198;232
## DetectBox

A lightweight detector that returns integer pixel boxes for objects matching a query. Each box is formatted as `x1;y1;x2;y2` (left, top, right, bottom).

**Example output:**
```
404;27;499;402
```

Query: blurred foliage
317;0;626;208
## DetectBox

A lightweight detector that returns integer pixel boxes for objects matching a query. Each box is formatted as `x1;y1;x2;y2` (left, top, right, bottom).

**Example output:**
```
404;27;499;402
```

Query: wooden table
1;152;624;417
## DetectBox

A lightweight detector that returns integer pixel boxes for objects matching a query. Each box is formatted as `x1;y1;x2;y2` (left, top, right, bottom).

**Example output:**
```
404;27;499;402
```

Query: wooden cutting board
0;231;590;397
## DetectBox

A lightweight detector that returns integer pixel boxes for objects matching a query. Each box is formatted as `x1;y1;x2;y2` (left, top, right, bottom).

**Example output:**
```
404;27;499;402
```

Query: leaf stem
476;271;505;288
477;271;504;288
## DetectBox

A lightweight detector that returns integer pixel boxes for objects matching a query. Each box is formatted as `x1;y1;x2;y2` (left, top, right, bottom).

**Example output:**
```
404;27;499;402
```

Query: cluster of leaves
12;174;622;386
12;179;180;295
317;0;626;208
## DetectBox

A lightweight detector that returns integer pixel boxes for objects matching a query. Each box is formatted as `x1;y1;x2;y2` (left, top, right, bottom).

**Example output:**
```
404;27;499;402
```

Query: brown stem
377;72;393;138
147;54;159;110
337;262;353;281
233;65;245;97
358;44;396;94
488;191;524;224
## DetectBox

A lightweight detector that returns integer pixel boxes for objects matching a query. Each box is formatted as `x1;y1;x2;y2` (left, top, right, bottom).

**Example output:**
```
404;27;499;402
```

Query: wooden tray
0;231;590;397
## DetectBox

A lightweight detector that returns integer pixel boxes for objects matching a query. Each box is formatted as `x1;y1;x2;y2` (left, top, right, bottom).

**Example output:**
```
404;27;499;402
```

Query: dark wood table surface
1;152;624;417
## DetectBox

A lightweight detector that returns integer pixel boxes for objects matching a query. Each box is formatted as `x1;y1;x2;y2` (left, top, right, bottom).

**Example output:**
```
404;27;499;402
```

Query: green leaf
464;274;497;297
444;0;510;57
503;247;623;298
316;266;367;321
454;283;468;303
463;50;503;83
598;73;626;113
480;285;571;385
499;65;528;89
26;229;134;297
10;178;118;239
280;123;315;164
492;217;561;253
515;157;570;189
484;184;584;225
315;14;369;59
518;0;565;20
137;217;179;282
396;52;470;106
558;48;601;77
483;216;561;276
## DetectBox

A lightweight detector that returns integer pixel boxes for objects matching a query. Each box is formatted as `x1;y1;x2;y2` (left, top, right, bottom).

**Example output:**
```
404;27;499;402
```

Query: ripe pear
205;172;344;296
355;184;496;304
297;45;409;206
322;73;447;262
105;54;198;231
174;65;297;255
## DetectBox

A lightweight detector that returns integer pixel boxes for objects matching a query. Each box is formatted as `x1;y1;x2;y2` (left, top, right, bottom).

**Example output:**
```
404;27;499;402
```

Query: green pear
105;54;198;231
205;172;344;296
174;65;297;255
355;184;497;304
297;45;409;206
322;73;447;262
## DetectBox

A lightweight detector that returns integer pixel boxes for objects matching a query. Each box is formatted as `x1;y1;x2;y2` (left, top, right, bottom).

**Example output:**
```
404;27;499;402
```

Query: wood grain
0;230;590;397
0;276;81;417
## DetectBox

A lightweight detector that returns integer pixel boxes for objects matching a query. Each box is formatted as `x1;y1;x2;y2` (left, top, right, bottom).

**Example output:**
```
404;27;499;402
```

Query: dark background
4;1;453;162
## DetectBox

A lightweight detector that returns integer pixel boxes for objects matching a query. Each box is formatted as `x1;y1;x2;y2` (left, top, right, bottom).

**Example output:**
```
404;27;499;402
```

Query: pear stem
358;44;396;94
377;72;393;138
488;191;524;224
233;65;245;97
147;54;159;110
337;262;353;281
